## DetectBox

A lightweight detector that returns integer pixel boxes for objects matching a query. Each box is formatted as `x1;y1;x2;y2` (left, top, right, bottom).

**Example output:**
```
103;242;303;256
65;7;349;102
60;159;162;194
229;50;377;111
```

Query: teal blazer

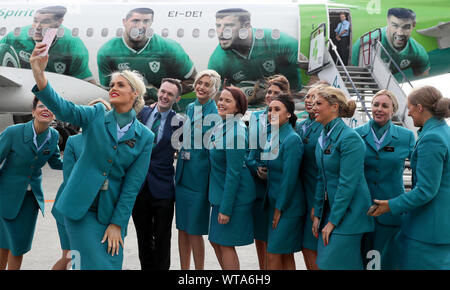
52;134;84;224
355;121;415;226
295;117;323;213
208;118;256;216
389;117;450;244
265;123;306;218
314;118;374;235
0;121;62;219
175;99;218;194
245;109;269;199
32;82;154;229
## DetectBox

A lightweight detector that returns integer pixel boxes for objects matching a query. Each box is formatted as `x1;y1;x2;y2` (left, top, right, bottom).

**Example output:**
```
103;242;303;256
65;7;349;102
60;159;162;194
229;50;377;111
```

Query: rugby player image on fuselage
0;5;95;83
208;8;305;103
97;7;197;104
352;7;430;77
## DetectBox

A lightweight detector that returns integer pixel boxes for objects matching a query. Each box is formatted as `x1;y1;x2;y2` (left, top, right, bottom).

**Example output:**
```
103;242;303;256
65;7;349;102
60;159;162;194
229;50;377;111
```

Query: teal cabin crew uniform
32;82;154;270
314;118;374;270
97;34;195;101
208;118;256;247
355;120;415;269
352;27;430;76
52;134;84;251
245;109;270;242
295;116;322;251
175;99;217;236
0;121;62;256
208;28;302;91
388;117;450;270
0;25;93;81
265;122;306;254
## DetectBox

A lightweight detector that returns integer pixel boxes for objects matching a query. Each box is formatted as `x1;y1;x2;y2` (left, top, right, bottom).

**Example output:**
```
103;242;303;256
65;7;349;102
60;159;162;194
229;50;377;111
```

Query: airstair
307;25;415;190
308;25;415;133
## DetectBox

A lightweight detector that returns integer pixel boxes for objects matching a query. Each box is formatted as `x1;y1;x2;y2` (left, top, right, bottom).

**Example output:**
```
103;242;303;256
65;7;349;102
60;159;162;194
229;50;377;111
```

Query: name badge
181;151;191;160
100;179;109;191
43;150;50;155
303;137;309;144
324;145;332;155
383;146;395;152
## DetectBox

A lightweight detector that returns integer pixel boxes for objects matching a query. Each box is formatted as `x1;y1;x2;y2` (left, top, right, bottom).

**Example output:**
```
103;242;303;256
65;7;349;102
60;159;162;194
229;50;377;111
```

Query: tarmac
21;163;308;270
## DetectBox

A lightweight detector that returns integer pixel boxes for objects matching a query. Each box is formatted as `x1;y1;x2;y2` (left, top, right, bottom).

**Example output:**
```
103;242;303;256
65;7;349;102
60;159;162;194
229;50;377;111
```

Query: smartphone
38;28;58;56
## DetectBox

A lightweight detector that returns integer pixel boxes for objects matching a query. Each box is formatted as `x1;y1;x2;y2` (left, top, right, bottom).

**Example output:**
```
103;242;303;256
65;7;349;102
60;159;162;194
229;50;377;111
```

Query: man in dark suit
132;78;183;269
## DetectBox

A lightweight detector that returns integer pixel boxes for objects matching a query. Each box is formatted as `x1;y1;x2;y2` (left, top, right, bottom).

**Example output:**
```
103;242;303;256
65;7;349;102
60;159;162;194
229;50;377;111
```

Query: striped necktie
151;112;161;143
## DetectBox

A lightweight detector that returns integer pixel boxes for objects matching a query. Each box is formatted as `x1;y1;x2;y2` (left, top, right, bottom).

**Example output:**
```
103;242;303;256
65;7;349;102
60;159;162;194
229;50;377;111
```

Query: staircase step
345;81;379;86
337;66;371;72
341;76;375;81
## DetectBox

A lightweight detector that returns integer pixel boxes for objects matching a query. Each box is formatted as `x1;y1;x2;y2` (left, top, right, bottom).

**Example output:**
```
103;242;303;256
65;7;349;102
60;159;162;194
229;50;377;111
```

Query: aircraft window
14;27;21;37
223;28;232;39
208;29;216;38
271;29;280;40
116;28;124;38
192;28;200;38
161;28;169;38
239;28;249;40
177;28;184;38
146;28;154;38
27;27;35;37
255;29;264;40
101;28;108;37
0;27;6;36
72;27;79;37
57;27;65;38
86;27;94;37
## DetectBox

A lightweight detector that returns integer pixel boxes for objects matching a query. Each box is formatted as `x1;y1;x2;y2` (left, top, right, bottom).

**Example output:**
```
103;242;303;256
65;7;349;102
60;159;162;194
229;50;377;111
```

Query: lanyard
302;120;315;137
32;123;51;152
318;123;337;150
370;127;389;151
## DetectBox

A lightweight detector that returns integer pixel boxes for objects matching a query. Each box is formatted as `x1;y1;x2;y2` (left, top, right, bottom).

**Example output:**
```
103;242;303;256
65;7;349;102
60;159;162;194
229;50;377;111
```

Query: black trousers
336;36;350;66
132;181;174;270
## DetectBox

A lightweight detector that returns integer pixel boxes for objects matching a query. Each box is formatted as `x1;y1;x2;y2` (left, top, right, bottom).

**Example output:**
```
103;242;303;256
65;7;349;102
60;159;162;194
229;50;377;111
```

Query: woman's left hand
371;199;391;217
322;222;335;246
272;208;281;229
101;224;124;256
218;213;230;225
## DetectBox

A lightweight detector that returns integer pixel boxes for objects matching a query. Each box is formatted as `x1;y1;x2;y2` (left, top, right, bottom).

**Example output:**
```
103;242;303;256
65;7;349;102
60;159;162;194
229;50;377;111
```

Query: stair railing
328;38;372;120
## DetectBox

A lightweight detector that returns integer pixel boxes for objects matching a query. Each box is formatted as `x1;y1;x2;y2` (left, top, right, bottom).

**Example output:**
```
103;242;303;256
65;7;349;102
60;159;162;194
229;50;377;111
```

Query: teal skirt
175;186;210;236
0;191;39;256
316;205;364;270
302;213;318;251
362;220;400;270
317;232;364;270
56;220;71;251
64;211;126;270
209;204;254;247
252;198;269;242
396;232;450;270
267;206;304;254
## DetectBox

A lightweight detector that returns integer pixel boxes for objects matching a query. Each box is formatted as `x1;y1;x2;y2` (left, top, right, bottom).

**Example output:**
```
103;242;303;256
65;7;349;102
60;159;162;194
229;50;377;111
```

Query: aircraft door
328;8;352;66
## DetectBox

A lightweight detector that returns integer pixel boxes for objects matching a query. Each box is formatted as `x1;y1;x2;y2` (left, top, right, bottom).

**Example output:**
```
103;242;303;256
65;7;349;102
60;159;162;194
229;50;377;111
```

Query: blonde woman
30;42;154;269
311;86;374;270
355;90;415;269
175;70;221;270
